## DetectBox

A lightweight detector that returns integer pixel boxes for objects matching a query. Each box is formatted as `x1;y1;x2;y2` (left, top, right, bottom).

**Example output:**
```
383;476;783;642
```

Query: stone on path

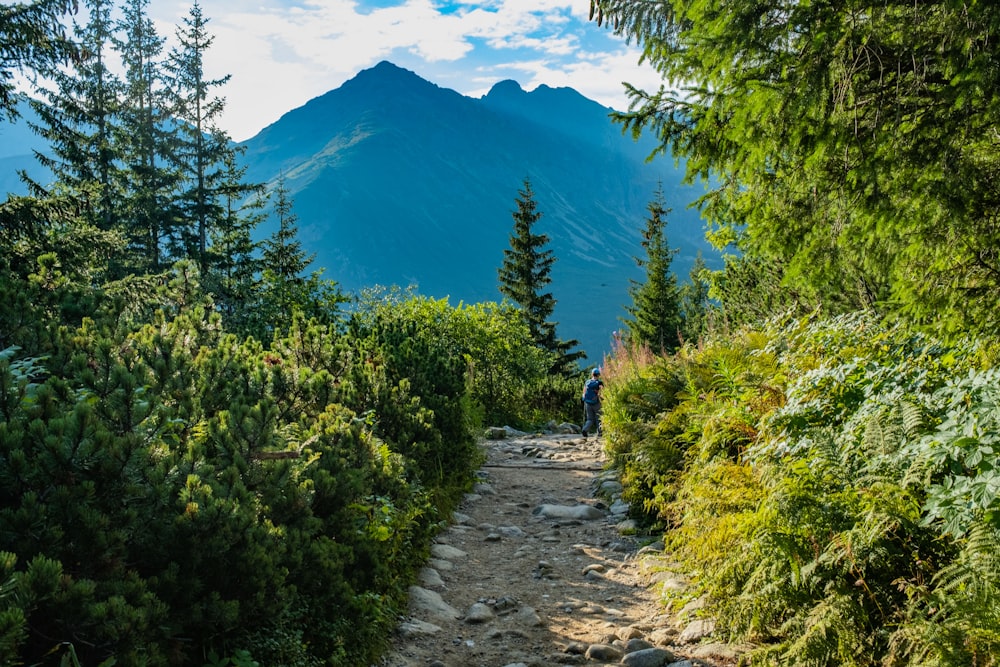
514;606;544;627
599;479;623;495
626;637;656;652
465;602;495;623
532;503;605;521
397;618;442;638
689;642;751;662
647;627;680;645
429;543;467;560
499;525;526;538
622;647;677;667
427;558;453;571
585;644;625;661
418;567;444;588
677;618;716;644
407;586;461;621
616;625;644;640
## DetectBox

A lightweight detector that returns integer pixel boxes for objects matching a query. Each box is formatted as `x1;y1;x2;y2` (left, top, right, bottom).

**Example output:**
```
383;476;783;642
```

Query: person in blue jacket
581;367;604;438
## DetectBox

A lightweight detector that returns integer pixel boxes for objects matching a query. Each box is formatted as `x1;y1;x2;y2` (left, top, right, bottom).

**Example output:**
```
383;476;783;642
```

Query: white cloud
147;0;663;140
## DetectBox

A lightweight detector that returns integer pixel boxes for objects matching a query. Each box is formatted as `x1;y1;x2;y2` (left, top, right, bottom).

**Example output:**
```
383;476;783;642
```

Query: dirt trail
376;431;746;667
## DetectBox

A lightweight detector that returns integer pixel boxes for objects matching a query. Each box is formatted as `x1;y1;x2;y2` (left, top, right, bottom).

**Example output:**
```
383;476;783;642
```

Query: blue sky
146;0;665;141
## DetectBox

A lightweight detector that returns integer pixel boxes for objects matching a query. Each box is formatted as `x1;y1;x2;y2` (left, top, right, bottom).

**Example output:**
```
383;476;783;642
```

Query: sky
141;0;666;142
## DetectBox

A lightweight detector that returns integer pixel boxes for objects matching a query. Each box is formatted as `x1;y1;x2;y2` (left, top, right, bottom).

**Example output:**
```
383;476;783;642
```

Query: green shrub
0;269;483;666
603;312;1000;665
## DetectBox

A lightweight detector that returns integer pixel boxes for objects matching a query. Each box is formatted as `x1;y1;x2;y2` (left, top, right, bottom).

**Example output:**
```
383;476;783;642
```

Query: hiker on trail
581;367;604;438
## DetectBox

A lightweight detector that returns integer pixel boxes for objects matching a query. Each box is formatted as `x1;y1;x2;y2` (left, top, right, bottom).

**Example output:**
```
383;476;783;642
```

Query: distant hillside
0;98;50;196
0;63;716;359
239;61;715;359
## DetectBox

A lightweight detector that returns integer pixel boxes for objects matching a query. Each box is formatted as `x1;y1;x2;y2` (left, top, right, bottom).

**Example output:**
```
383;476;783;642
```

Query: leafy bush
350;288;565;429
603;312;1000;665
0;268;483;666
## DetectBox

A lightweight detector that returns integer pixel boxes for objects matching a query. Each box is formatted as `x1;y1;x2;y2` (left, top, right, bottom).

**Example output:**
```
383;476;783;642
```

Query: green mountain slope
239;61;715;359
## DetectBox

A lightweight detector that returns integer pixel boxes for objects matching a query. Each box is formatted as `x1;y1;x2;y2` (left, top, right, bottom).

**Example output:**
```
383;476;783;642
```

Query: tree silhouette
623;185;681;353
498;177;582;372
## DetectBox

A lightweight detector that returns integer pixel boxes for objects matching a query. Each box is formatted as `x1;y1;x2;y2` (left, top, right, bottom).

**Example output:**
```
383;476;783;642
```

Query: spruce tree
113;0;183;274
164;0;233;273
209;150;265;331
26;0;124;235
252;177;313;339
0;0;77;118
679;250;710;343
262;177;311;284
498;178;582;371
623;185;681;353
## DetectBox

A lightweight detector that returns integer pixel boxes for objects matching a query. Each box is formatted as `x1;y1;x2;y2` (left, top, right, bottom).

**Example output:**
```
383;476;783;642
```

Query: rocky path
376;430;746;667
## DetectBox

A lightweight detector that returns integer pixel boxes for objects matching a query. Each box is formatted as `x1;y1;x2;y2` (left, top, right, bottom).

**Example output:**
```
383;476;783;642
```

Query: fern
888;522;1000;666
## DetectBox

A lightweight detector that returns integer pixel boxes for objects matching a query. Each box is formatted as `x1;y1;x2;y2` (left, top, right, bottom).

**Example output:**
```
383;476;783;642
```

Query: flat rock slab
430;543;468;560
532;503;605;521
398;618;443;638
418;567;445;588
407;585;461;621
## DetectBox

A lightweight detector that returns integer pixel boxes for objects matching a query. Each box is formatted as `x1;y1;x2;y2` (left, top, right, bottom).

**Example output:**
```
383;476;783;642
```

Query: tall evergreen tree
623;185;681;353
498;178;582;371
164;0;233;273
0;0;78;118
26;0;123;235
249;176;313;340
590;0;1000;336
679;250;710;343
262;177;311;283
112;0;182;274
209;150;265;330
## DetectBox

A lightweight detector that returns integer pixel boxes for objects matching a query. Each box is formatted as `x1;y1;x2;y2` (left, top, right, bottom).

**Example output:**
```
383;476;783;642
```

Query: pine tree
164;0;233;273
209;150;265;331
0;0;77;118
112;0;183;274
679;250;711;343
623;185;681;353
498;178;582;371
26;0;124;235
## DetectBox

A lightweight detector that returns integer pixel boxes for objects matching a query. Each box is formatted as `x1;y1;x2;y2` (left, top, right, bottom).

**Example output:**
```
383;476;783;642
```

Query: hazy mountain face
240;61;716;359
0;61;716;359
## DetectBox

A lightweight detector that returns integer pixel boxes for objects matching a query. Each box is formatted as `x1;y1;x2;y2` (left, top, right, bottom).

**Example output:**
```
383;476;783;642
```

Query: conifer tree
679;251;710;343
164;0;233;273
498;178;582;371
0;1;78;118
623;186;681;353
262;177;311;284
257;177;344;338
209;150;265;330
26;0;124;235
590;0;1000;335
112;0;182;273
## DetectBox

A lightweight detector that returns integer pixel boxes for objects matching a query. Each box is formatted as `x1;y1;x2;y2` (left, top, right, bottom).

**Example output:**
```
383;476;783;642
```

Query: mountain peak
345;60;431;91
484;79;525;100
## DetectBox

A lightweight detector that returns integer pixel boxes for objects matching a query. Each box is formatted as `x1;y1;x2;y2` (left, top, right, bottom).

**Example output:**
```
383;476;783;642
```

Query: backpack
582;378;602;404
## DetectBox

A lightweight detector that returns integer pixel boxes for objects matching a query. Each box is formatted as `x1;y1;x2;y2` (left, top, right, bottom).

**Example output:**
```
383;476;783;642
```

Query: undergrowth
601;311;1000;666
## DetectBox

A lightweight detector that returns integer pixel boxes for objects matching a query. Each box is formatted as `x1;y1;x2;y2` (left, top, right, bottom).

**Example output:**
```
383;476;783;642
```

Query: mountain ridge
237;61;715;358
0;62;715;359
